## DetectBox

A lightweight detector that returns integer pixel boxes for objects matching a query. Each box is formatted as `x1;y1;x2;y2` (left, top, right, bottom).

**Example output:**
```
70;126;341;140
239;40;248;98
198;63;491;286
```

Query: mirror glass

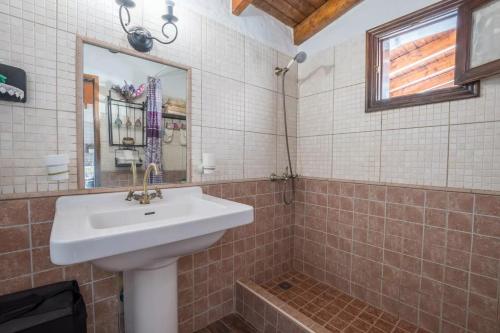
82;43;189;189
471;0;500;68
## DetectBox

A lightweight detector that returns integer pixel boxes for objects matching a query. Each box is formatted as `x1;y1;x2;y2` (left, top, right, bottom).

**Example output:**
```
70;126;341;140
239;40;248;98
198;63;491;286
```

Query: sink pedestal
123;258;179;333
50;188;253;332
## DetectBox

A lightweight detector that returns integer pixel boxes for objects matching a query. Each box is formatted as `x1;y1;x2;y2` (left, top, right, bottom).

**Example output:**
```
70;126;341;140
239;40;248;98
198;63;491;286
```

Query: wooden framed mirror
76;36;192;190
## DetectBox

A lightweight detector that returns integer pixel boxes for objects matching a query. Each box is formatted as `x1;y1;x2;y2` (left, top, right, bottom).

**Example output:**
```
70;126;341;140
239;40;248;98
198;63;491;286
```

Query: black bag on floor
0;280;87;333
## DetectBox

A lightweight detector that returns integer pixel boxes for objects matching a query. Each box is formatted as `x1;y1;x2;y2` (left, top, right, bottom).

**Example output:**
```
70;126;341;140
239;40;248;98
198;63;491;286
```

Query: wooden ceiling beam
294;0;363;45
260;0;307;24
285;0;318;18
304;0;327;9
232;0;253;16
252;0;298;27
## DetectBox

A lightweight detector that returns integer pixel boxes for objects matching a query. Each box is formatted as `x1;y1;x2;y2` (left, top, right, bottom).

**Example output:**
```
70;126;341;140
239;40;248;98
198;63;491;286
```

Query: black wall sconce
116;0;179;53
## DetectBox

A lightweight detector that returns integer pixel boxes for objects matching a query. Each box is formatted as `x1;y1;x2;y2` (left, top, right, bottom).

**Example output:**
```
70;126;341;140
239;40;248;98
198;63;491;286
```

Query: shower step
236;271;431;333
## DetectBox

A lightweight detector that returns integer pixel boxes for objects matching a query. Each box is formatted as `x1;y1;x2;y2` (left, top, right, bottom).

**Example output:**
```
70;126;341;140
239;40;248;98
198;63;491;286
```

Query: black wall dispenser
0;63;26;103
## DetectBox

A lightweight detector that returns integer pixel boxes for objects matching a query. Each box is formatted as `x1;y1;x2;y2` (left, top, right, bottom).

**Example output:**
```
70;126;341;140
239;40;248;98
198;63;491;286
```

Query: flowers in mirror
116;0;179;53
111;81;145;102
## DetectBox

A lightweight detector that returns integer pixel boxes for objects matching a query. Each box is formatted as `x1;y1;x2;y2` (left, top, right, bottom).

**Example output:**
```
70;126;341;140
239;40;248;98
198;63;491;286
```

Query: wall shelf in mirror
107;92;146;148
162;112;186;120
114;148;143;168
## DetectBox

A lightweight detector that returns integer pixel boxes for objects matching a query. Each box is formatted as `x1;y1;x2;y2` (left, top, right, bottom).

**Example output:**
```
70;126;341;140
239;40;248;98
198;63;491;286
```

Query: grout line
330;67;336;180
464;196;475;331
378;124;383;183
445;102;451;188
300;82;365;100
242;34;247;180
299;129;382;139
90;263;97;333
27;200;34;288
417;191;426;329
381;185;388;313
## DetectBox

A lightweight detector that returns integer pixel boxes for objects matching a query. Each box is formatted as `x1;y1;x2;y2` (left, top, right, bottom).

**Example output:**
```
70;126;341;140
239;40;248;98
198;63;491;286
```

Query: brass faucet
125;161;138;201
125;163;163;204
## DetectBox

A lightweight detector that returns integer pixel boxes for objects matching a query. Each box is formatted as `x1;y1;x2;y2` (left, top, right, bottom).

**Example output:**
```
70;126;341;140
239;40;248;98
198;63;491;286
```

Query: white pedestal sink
49;187;253;333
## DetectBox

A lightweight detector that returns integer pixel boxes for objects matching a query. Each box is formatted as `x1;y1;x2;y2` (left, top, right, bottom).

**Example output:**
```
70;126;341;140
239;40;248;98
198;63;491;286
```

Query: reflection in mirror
82;43;189;189
381;12;458;98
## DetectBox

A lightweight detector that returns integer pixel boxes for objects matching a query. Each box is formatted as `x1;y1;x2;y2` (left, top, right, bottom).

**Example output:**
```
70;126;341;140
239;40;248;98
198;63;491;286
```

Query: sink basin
50;186;254;333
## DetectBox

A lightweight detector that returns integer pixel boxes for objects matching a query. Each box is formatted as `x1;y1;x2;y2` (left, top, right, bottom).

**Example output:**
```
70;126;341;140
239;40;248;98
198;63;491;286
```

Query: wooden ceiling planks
285;0;318;18
305;0;329;9
232;0;362;45
258;0;308;23
294;0;363;44
251;0;298;27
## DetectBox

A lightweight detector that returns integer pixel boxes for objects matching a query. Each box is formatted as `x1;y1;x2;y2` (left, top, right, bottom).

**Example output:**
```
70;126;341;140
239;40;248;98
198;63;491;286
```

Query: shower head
276;51;307;75
294;51;307;64
285;51;307;71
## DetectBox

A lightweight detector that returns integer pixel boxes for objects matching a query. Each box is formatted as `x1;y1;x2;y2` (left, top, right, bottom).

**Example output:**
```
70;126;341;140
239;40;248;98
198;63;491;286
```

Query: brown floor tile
358;311;378;325
328;316;349;330
351;318;372;331
324;323;342;332
397;320;418;332
344;325;364;333
374;319;395;332
338;310;356;322
312;315;328;325
250;270;435;333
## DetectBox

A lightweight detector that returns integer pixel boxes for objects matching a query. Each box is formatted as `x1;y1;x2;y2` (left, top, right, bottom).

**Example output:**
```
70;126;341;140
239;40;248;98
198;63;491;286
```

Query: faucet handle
155;187;163;199
125;189;134;201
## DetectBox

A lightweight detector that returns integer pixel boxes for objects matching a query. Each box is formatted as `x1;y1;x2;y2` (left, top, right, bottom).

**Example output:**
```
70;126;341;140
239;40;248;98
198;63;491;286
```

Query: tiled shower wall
293;178;500;333
0;180;294;333
0;0;297;195
295;35;500;333
297;34;500;192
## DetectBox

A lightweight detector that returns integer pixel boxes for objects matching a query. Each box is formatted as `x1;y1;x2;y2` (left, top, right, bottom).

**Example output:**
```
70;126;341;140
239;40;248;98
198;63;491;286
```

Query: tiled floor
195;314;258;333
260;271;429;333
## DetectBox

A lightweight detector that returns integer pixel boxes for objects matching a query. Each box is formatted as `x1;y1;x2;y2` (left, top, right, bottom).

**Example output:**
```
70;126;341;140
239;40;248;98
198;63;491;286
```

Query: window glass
380;13;458;99
471;0;500;68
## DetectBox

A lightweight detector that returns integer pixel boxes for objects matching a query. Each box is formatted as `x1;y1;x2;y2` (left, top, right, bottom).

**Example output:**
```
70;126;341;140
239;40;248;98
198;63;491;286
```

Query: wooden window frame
455;0;500;85
366;0;480;113
83;74;101;188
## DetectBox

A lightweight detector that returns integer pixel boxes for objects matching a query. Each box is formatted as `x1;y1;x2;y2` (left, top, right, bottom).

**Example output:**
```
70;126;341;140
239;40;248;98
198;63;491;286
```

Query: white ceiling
179;0;297;55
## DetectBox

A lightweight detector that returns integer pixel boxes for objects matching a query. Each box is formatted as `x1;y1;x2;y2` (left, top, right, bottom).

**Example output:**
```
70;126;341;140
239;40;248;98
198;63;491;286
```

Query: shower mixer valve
269;167;298;182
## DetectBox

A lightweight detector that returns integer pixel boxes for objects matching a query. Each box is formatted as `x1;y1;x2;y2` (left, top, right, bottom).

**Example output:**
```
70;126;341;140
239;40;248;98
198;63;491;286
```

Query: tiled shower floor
245;271;430;333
